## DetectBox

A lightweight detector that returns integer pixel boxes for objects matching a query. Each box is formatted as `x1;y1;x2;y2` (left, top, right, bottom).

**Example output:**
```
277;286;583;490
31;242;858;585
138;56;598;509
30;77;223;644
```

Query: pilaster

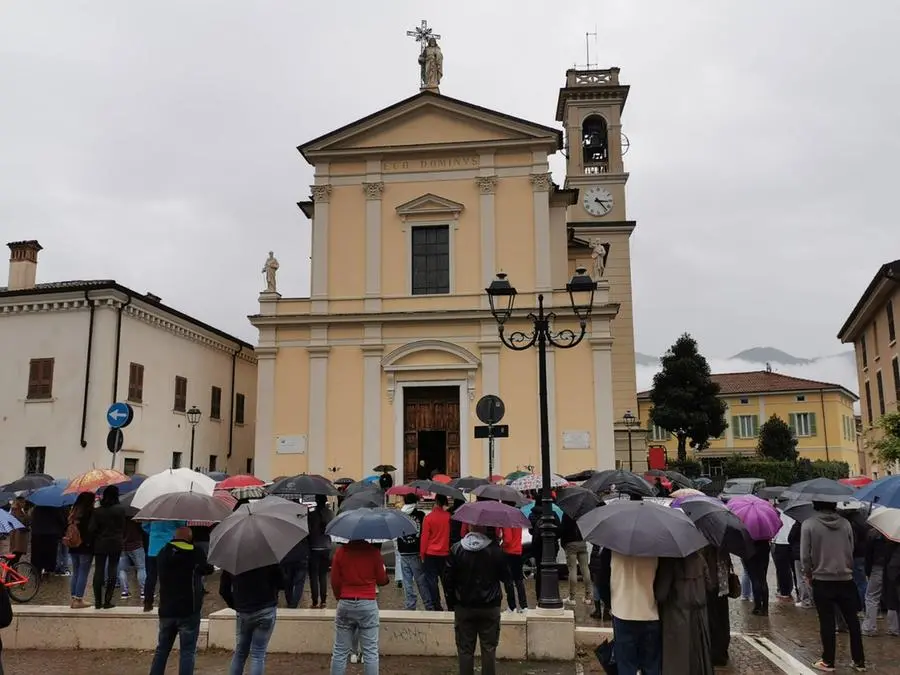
252;346;277;481
307;326;330;475
361;344;384;477
476;175;497;311
538;345;559;473
310;184;332;313
530;172;553;292
363;181;384;312
590;337;616;470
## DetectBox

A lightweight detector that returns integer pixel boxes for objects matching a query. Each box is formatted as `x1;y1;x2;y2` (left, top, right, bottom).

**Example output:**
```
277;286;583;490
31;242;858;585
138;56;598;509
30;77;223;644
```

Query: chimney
6;240;42;290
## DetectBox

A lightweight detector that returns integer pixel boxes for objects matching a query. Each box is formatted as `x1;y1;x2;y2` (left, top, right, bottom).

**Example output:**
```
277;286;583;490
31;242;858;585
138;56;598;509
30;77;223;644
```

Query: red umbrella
489;474;505;483
216;475;264;490
433;474;452;484
386;485;428;497
213;489;239;509
839;476;873;488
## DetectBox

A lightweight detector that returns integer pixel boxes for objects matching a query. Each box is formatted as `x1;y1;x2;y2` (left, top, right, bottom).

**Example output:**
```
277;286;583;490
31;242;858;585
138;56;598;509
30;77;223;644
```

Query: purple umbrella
727;494;782;540
670;494;723;509
451;501;531;529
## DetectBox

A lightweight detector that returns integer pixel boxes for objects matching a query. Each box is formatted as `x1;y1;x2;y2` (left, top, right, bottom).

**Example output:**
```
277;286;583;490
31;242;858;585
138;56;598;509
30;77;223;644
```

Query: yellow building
838;259;900;476
636;370;861;475
250;49;647;481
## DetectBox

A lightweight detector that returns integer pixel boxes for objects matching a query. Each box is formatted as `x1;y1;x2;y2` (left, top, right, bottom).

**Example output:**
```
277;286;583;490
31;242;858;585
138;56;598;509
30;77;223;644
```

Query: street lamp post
486;266;598;610
186;405;201;470
623;410;637;471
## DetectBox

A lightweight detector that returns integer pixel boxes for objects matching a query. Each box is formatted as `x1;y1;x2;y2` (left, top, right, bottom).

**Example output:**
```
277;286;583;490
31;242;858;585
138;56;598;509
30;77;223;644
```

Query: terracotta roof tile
638;370;857;400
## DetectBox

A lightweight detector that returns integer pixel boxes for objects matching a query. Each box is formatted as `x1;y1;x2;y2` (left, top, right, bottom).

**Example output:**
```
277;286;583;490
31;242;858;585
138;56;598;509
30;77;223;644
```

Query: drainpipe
111;292;132;403
820;389;830;462
79;291;96;448
227;345;242;460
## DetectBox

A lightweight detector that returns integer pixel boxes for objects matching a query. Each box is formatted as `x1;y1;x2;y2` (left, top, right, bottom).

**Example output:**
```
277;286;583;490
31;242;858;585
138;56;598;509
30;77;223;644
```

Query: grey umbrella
133;491;233;522
470;483;529;506
338;492;384;513
577;499;708;558
582;470;655;497
408;480;465;502
208;496;309;574
782;478;855;503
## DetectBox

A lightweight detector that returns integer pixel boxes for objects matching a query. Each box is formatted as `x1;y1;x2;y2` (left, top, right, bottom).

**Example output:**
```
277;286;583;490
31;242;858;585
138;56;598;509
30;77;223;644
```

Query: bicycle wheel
8;560;40;603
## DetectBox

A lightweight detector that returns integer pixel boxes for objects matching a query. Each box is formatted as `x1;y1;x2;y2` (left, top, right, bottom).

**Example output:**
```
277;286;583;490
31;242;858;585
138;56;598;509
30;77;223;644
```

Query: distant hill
729;347;811;365
636;352;659;366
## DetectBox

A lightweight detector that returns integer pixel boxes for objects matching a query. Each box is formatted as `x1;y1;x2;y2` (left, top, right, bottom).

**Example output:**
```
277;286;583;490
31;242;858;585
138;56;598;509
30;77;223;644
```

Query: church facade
250;62;647;482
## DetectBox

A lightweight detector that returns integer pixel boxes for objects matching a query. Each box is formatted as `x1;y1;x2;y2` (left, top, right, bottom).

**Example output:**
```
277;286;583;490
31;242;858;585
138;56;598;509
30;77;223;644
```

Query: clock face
583;186;614;217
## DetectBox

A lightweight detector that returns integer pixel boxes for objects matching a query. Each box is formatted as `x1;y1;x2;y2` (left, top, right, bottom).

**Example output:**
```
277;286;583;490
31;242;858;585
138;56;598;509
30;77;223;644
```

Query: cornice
306;137;557;162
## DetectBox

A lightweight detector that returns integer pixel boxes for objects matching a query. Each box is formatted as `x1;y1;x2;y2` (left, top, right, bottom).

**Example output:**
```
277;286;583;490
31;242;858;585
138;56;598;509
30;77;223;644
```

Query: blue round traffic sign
107;402;134;429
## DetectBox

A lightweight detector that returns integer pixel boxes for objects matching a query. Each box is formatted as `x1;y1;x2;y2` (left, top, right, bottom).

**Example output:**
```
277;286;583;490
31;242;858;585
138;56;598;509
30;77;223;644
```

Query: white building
0;240;257;484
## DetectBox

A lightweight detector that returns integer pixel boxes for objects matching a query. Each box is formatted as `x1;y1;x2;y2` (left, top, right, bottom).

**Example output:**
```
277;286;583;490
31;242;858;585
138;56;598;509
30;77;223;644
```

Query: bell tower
556;67;647;470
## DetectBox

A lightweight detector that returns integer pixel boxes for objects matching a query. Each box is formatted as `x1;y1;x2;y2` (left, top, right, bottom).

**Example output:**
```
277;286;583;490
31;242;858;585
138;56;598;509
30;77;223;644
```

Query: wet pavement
19;564;900;673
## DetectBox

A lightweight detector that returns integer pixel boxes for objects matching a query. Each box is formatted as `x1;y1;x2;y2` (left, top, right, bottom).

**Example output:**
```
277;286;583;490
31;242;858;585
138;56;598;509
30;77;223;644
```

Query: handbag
594;639;618;675
727;572;741;599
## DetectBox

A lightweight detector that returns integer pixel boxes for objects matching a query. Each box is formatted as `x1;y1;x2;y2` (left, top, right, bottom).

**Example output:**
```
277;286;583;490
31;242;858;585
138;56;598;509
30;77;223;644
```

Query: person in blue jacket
143;520;186;612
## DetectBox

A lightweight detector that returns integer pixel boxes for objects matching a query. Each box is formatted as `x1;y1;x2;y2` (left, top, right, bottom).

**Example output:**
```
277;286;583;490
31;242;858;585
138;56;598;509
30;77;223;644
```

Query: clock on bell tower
556;66;646;470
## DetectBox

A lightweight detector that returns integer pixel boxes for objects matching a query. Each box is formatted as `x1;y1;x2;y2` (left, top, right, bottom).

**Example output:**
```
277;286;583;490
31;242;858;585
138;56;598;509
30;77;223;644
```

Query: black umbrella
372;464;397;473
450;476;490;491
470;483;529;506
582;470;654;497
664;471;695;489
680;498;753;556
564;469;597;483
577;500;708;558
782;478;855;503
344;481;382;497
758;486;787;501
339;492;384;513
556;486;604;520
782;501;816;523
645;469;667;477
2;474;54;492
333;477;354;486
267;474;338;498
408;480;465;502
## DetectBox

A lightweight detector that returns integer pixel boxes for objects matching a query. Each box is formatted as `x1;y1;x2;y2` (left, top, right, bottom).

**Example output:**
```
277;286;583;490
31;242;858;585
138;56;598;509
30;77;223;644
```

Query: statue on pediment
420;37;443;91
262;251;279;293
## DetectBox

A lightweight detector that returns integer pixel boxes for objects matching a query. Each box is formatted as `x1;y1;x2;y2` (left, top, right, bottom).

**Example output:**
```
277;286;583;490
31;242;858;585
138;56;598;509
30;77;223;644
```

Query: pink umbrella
386;485;428;497
727;495;782;540
670;493;722;509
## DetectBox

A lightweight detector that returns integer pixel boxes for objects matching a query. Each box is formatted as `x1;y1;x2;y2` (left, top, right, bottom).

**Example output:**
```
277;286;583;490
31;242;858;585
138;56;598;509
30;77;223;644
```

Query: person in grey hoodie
800;501;865;672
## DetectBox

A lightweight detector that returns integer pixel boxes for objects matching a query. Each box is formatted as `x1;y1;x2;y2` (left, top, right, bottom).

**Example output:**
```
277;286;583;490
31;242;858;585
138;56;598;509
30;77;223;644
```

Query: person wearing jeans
329;539;389;675
397;494;431;610
801;501;865;672
149;528;212;675
421;495;452;611
66;492;95;609
610;552;661;675
280;537;310;609
560;514;592;605
862;529;899;636
219;563;284;675
118;519;147;599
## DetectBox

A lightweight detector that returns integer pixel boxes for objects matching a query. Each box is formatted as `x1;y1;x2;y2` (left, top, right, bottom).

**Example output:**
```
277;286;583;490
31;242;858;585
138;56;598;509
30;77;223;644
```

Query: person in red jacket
420;494;453;611
329;540;389;674
501;509;528;612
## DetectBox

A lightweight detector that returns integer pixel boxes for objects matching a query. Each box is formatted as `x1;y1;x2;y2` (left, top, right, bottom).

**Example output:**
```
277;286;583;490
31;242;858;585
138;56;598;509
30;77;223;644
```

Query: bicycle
0;554;40;603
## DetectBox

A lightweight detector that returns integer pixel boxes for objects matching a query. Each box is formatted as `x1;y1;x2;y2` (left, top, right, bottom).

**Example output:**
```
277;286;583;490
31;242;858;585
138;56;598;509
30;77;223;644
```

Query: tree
757;414;799;461
873;412;900;467
649;333;728;462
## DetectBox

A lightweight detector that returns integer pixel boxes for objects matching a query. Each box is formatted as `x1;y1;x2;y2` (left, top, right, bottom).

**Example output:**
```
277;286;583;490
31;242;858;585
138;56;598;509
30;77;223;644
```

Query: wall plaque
276;435;307;455
562;430;591;450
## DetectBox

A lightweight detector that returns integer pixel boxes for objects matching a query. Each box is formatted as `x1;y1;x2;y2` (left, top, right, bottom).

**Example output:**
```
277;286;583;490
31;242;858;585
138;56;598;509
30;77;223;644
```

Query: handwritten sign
382;156;480;173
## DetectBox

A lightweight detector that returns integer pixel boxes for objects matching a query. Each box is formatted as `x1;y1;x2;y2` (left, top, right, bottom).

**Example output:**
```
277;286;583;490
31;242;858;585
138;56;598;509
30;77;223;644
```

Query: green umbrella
505;470;530;482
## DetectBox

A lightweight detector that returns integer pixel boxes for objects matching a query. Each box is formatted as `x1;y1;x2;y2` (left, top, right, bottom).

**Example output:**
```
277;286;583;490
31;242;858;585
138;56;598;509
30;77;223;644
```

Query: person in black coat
588;544;612;620
88;485;126;609
0;579;12;675
280;536;310;608
148;527;214;675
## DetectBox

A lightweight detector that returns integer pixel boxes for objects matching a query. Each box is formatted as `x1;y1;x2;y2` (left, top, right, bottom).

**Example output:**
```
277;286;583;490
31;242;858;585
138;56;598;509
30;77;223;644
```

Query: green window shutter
788;413;797;434
732;415;740;438
809;413;817;436
753;415;760;437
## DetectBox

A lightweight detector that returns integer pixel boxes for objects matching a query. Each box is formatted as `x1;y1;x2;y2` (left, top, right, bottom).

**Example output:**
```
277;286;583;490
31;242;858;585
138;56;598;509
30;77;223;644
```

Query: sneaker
121;592;130;599
517;607;527;614
740;596;752;602
583;596;592;605
851;664;867;672
503;608;515;614
812;660;835;672
350;654;358;664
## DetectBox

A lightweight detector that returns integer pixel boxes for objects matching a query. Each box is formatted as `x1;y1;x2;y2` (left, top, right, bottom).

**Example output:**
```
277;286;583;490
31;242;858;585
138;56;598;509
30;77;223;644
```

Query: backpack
62;513;82;549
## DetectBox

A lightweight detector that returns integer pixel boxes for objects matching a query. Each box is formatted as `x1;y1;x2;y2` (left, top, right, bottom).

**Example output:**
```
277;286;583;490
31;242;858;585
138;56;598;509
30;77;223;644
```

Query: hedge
667;457;850;485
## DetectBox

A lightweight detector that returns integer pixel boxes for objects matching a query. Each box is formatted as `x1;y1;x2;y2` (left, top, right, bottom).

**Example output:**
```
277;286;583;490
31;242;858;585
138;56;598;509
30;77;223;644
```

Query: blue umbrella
854;475;900;508
325;507;416;541
362;475;380;484
0;511;24;535
27;483;78;508
520;501;563;520
98;474;146;496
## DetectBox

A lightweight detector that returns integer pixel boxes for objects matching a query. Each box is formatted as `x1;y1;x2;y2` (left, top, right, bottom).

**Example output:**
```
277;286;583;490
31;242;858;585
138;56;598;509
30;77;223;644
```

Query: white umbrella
130;468;216;509
868;505;900;542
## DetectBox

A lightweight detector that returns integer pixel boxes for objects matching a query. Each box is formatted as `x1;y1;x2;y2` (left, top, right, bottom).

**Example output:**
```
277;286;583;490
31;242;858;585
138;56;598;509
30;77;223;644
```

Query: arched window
582;115;608;174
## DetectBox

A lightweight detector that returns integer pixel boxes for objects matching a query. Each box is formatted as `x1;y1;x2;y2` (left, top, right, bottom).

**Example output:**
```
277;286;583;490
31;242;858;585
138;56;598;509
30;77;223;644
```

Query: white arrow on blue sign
106;402;134;429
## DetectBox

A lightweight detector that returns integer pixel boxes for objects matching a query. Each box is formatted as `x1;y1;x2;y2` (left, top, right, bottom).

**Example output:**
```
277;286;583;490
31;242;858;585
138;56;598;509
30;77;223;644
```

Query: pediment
396;193;464;220
299;91;561;161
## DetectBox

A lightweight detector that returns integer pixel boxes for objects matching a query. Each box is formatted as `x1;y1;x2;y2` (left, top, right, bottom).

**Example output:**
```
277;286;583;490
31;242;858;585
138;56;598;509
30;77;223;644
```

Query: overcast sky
3;1;898;369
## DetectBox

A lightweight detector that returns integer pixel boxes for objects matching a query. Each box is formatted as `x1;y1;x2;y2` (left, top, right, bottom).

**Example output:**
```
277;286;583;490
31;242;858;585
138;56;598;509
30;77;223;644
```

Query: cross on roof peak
406;19;440;53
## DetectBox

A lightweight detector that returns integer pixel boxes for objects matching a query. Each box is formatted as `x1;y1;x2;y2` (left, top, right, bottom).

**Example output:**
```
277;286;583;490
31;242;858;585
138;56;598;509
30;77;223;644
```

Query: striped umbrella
63;469;129;495
0;511;24;535
231;485;267;500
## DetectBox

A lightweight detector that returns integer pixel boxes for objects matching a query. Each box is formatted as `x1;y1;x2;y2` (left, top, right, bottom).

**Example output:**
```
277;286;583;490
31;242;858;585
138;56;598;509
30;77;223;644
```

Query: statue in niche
262;251;279;293
589;238;610;280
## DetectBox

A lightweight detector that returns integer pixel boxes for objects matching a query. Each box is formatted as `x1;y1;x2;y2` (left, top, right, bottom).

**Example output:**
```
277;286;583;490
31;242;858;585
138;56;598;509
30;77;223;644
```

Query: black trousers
454;605;501;675
309;549;330;605
92;550;121;605
745;551;770;614
706;591;731;666
423;555;453;611
144;555;158;608
812;579;865;667
503;553;527;611
772;544;794;597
